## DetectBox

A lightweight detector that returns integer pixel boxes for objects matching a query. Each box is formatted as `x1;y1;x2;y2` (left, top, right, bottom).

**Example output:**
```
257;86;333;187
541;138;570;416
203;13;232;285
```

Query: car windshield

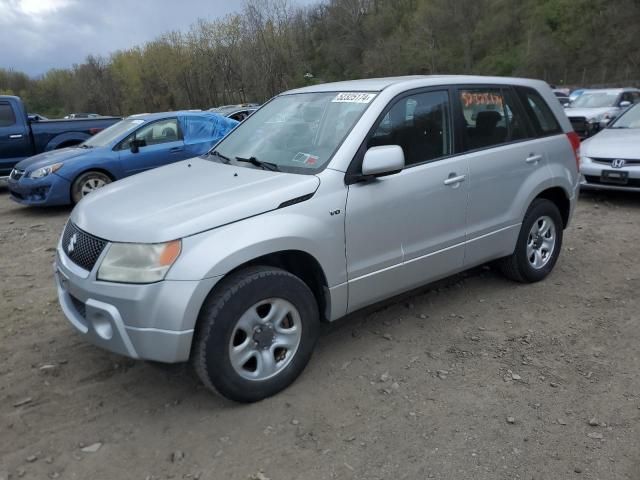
82;119;145;148
211;91;375;173
571;92;618;108
610;104;640;128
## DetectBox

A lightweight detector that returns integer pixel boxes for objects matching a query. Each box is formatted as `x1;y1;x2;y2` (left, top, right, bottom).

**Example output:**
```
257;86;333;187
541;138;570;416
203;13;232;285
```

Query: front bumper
580;160;640;192
568;118;601;140
8;172;72;206
54;243;219;363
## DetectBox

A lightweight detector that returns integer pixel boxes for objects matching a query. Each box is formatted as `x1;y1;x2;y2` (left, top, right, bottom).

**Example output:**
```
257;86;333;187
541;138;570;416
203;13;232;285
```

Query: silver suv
54;76;580;402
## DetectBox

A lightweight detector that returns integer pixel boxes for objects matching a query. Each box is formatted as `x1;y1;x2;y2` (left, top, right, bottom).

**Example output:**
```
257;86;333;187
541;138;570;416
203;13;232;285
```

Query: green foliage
1;0;639;117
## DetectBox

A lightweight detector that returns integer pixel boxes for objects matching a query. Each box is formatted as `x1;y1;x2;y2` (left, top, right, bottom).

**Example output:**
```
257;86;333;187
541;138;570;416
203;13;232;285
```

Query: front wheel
71;171;112;204
498;199;563;283
192;266;320;402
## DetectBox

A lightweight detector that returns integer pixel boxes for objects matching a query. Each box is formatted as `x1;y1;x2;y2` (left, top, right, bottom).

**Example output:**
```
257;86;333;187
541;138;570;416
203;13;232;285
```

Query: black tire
71;171;112;204
192;266;320;402
498;199;563;283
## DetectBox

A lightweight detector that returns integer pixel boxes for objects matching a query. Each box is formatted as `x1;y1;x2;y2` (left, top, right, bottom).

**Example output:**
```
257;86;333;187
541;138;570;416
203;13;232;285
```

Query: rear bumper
8;173;72;206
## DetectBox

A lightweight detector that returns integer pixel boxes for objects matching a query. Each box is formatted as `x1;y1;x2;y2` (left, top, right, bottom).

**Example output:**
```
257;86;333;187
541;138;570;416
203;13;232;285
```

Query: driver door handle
9;134;23;139
443;174;466;186
169;147;184;153
526;154;543;164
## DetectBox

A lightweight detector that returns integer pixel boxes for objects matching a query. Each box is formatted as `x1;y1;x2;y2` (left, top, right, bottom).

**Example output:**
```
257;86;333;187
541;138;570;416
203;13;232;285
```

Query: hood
15;147;94;173
564;107;617;120
71;158;321;243
582;128;640;159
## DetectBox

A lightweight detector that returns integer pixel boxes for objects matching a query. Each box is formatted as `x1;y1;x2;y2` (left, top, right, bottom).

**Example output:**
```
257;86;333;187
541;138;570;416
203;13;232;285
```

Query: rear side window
458;87;529;151
515;87;562;137
0;103;16;127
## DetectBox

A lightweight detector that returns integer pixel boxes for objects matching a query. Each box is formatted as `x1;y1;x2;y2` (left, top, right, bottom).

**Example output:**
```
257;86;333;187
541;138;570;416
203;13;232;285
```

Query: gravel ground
1;186;639;480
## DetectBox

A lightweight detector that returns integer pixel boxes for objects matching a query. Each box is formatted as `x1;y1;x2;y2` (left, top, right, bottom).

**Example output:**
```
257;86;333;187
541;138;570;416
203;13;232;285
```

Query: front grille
61;222;107;272
10;168;24;181
569;116;589;137
584;175;640;188
69;295;87;319
591;158;640;166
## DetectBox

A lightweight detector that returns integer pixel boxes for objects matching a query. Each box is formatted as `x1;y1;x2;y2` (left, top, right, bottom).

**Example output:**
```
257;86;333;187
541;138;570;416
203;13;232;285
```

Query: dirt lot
1;185;639;480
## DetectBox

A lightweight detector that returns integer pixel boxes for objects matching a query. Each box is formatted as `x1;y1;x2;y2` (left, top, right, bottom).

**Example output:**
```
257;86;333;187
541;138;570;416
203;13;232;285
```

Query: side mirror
362;145;404;177
130;138;146;154
619;100;631;108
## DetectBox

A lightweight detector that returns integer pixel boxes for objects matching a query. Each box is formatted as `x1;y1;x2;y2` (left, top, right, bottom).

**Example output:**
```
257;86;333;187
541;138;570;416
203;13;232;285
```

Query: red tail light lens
566;131;581;170
89;128;103;135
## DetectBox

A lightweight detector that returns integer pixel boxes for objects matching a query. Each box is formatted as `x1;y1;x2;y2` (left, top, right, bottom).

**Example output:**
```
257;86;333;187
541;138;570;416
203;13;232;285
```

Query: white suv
54;75;580;401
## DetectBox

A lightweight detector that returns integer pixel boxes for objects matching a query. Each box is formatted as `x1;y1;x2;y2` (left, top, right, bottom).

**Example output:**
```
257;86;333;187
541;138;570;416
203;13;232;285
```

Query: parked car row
579;102;640;192
0;98;261;205
7;111;238;205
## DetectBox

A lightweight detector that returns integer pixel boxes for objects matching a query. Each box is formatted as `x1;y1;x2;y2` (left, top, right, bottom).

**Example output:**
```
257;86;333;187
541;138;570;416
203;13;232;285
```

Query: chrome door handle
526;154;543;164
443;174;466;185
9;134;23;139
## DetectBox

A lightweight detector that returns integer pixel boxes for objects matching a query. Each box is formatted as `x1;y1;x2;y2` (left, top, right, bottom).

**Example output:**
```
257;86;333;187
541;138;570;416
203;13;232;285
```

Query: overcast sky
0;0;312;77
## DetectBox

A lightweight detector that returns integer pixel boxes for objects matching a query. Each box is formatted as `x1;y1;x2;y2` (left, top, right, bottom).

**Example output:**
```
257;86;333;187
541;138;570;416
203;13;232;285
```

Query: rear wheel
71;171;111;204
498;199;563;283
192;266;320;402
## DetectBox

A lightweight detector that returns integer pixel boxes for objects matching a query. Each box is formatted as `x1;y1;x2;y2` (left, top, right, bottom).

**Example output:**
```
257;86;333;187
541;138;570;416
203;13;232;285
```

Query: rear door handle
526;154;543;164
169;147;183;153
9;134;23;139
443;174;466;186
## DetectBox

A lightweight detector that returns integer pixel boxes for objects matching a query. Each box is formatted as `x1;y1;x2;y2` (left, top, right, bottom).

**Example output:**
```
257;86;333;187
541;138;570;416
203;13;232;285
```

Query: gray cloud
0;0;269;76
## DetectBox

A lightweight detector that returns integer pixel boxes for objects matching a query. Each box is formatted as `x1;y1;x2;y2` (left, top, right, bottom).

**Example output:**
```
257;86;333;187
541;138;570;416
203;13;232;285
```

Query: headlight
588;112;615;123
97;240;181;283
28;163;63;179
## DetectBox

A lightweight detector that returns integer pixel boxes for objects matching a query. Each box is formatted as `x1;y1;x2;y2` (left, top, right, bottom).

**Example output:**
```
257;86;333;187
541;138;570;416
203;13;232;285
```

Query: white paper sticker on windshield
332;92;376;104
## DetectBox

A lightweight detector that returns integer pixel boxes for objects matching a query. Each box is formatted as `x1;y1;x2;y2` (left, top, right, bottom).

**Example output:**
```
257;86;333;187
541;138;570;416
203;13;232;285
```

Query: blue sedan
7;111;238;206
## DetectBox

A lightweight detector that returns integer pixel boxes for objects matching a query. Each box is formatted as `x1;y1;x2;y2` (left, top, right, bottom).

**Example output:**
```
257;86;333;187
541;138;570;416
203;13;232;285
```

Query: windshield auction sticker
332;92;377;103
293;152;319;165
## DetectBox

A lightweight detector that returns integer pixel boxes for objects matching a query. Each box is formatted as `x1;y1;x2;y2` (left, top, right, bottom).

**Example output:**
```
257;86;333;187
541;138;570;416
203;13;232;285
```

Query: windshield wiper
235;156;279;171
207;150;231;163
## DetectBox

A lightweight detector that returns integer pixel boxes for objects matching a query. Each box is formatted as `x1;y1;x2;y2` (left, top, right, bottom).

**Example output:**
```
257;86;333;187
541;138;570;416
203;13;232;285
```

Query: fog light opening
92;314;113;340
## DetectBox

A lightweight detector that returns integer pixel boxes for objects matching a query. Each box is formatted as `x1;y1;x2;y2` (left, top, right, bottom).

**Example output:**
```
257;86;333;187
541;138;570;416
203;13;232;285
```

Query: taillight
89;128;103;135
566;131;580;170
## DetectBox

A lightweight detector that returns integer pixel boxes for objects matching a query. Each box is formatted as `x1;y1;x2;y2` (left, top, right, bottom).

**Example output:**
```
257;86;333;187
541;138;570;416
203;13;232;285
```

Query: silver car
54;76;579;401
580;103;640;192
564;88;640;138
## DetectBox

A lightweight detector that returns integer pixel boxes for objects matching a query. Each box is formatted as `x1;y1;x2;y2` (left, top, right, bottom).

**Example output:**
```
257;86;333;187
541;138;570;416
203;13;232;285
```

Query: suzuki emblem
612;158;626;169
67;233;78;254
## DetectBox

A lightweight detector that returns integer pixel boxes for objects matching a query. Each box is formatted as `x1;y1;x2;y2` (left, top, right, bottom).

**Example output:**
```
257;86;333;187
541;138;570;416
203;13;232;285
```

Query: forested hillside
1;0;639;117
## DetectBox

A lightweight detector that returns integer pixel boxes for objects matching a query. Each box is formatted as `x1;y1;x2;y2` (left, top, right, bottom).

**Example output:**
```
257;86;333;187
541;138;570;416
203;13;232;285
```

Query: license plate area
601;170;629;184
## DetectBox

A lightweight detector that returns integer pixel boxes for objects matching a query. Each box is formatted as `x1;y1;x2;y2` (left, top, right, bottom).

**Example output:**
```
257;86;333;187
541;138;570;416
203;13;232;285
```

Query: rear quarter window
0;103;17;127
515;87;562;137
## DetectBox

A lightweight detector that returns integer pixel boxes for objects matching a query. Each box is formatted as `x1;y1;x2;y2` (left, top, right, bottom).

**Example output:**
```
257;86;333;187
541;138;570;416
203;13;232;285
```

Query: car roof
581;88;640;94
126;110;221;121
209;105;258;115
283;75;552;94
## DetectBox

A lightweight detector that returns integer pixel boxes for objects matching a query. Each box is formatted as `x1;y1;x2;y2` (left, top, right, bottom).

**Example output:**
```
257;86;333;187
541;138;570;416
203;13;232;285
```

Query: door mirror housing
130;138;146;154
361;145;405;177
619;100;632;108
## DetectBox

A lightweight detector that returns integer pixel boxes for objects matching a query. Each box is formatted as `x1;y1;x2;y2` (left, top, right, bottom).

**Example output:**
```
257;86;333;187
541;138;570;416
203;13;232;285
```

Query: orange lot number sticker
461;92;504;108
